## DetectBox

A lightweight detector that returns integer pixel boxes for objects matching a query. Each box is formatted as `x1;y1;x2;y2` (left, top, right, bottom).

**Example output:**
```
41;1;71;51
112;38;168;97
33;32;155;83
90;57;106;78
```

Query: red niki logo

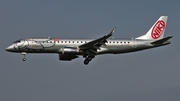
151;20;166;39
53;38;60;42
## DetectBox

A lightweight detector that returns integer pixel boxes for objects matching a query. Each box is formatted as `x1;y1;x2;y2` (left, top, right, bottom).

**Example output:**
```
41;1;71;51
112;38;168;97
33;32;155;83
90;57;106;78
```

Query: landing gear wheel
84;60;89;65
22;58;26;61
83;55;95;65
87;56;92;61
21;52;27;61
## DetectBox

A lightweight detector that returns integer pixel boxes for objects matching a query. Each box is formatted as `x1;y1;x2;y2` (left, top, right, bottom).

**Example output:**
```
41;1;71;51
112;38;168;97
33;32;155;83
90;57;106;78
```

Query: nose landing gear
22;58;26;61
21;52;27;61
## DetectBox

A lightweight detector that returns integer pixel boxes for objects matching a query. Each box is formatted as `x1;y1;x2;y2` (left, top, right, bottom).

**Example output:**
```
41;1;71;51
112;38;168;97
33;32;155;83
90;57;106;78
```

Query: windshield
13;39;23;43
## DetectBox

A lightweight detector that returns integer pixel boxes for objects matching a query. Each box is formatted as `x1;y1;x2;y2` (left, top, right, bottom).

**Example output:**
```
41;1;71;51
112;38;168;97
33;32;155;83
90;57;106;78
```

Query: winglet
78;27;116;50
107;27;116;37
111;27;116;34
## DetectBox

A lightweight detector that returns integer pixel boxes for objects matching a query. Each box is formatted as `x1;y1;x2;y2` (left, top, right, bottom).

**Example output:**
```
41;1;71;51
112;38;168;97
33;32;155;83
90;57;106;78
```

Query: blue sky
0;0;180;101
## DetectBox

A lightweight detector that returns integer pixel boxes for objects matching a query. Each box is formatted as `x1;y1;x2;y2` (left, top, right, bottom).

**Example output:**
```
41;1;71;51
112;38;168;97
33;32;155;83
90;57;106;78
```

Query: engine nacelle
59;47;80;55
59;54;78;61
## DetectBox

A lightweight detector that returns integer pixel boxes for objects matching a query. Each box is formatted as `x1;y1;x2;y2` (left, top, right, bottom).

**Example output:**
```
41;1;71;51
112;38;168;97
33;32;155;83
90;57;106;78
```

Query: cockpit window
14;40;21;43
14;39;23;43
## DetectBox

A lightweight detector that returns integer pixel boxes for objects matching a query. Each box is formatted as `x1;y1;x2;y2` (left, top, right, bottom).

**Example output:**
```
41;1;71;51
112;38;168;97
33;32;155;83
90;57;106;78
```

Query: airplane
6;16;172;65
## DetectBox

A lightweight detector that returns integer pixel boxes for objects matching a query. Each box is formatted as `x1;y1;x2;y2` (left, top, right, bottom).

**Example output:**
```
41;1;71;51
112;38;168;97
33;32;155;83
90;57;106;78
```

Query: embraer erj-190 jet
6;16;172;65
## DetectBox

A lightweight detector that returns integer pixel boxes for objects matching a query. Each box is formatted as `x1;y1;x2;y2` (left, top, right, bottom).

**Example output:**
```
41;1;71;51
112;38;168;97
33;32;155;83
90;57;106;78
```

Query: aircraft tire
84;60;89;65
87;56;92;61
22;58;26;61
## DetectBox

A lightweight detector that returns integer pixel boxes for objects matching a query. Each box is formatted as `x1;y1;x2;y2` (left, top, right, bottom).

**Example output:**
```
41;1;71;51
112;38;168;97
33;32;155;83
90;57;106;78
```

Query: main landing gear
84;56;94;65
21;52;27;61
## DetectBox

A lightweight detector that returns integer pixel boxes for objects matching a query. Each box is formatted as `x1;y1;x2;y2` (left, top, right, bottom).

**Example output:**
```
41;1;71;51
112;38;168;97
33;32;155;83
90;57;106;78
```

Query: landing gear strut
83;56;94;65
21;52;27;61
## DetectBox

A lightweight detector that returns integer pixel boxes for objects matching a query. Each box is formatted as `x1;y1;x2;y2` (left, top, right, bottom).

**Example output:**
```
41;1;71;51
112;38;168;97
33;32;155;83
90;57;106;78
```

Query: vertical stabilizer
136;16;168;40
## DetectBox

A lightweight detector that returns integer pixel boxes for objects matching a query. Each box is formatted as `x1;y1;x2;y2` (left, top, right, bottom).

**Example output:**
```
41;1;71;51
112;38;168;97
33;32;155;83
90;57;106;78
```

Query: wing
78;27;116;55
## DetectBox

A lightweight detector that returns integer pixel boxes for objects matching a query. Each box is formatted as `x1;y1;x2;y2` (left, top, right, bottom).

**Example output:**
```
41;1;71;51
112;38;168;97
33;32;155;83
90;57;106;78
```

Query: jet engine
59;54;78;61
59;47;81;55
58;47;81;61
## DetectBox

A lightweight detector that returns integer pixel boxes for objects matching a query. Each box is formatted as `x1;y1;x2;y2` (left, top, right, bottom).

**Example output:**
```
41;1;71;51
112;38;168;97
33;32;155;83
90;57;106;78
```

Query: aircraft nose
5;45;14;52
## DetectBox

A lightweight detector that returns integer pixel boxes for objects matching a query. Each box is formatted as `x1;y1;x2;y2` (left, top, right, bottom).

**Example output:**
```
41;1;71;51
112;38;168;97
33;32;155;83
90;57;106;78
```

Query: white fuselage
6;38;169;55
5;16;172;65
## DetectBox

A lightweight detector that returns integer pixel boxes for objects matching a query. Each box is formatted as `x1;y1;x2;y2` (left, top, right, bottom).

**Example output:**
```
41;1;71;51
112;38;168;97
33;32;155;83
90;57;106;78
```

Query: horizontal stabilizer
151;36;173;45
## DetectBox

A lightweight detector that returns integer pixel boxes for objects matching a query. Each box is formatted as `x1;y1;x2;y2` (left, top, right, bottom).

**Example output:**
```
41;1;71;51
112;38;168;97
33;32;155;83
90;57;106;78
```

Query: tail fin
136;16;168;40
